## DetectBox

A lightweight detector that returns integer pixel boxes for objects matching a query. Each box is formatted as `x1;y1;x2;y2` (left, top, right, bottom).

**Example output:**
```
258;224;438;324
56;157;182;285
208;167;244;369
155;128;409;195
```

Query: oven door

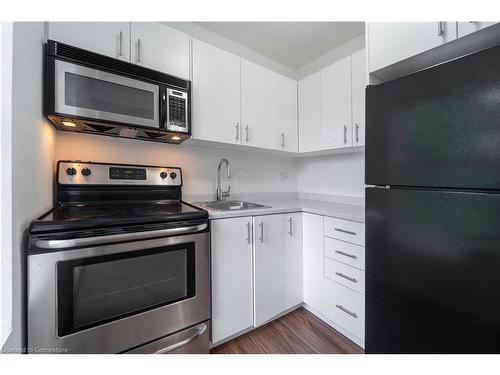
54;59;160;128
27;229;209;354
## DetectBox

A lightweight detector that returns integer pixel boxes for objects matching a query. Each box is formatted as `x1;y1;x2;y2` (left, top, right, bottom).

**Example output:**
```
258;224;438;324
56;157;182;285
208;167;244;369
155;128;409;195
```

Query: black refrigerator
365;44;500;353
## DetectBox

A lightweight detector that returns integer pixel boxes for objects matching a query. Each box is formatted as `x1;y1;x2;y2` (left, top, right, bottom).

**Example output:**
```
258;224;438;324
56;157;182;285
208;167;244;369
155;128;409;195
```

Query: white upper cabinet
351;49;367;147
48;22;130;61
241;59;279;150
254;215;285;326
368;22;457;73
320;56;352;150
277;75;298;152
284;213;303;309
192;39;241;145
211;217;254;344
298;72;321;152
457;22;497;38
130;23;190;78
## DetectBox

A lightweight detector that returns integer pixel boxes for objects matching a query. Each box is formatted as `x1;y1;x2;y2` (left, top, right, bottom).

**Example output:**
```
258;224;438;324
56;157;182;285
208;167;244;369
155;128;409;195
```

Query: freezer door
366;44;500;189
366;187;500;353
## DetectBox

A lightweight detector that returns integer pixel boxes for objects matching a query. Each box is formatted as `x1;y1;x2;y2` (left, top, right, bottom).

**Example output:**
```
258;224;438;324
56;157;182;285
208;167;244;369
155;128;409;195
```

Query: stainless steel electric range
26;161;210;354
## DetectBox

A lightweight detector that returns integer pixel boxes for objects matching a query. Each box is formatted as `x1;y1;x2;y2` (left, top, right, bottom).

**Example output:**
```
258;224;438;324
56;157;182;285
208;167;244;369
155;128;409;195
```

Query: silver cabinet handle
335;272;357;283
343;125;347;144
334;250;357;259
137;38;142;63
336;304;358;319
259;221;264;243
246;222;251;244
355;123;359;144
35;223;208;250
235;123;240;142
281;132;285;148
288;217;293;237
245;125;249;143
438;21;445;36
334;227;356;235
119;31;123;57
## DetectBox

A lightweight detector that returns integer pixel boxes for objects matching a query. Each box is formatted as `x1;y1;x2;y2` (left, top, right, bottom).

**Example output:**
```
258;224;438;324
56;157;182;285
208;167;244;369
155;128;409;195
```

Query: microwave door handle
160;90;167;128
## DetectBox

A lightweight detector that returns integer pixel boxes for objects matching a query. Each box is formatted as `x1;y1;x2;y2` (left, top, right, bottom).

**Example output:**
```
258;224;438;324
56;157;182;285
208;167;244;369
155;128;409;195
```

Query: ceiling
195;22;365;70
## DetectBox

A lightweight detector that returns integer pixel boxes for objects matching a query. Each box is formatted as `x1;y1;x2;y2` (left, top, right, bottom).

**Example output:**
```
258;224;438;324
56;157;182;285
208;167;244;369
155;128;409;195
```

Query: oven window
57;243;196;336
65;72;155;119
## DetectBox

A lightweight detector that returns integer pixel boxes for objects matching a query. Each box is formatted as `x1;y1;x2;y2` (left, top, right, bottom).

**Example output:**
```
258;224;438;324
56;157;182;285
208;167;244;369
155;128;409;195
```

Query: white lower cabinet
284;213;303;309
303;213;365;346
302;213;326;311
211;213;303;344
211;212;364;347
254;215;286;326
323;278;365;341
211;217;254;344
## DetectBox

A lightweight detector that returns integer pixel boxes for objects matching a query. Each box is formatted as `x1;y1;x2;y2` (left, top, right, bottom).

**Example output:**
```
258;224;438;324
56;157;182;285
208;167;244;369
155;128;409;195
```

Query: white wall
56;132;298;199
1;22;14;349
297;151;365;197
2;22;57;351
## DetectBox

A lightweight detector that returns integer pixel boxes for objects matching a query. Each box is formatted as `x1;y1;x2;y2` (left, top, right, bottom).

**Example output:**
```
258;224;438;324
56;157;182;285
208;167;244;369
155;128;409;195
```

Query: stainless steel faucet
216;158;231;201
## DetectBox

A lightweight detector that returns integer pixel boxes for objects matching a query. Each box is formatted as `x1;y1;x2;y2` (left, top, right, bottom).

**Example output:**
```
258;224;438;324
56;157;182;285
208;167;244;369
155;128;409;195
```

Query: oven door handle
35;223;208;250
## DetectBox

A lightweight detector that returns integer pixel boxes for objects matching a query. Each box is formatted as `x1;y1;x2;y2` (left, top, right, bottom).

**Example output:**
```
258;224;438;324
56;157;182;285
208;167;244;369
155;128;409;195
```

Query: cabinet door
321;56;352;150
241;59;278;150
48;22;130;61
298;72;321;152
351;49;367;147
130;23;189;78
254;215;285;326
192;39;241;144
302;213;325;312
457;22;497;38
284;213;303;309
277;74;298;152
211;217;254;344
368;22;457;72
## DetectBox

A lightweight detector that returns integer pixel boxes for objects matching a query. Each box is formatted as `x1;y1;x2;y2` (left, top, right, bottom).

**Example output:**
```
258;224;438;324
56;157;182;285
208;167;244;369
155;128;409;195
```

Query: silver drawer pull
336;304;358;319
334;228;356;235
335;272;357;283
334;250;357;259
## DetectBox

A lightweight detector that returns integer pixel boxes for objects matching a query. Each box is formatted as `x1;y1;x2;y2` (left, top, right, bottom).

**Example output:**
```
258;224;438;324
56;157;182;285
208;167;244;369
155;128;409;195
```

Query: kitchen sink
196;200;271;211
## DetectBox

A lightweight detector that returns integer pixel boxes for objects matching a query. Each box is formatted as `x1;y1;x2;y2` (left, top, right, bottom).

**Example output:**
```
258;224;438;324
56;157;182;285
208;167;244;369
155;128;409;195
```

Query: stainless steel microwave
44;40;191;144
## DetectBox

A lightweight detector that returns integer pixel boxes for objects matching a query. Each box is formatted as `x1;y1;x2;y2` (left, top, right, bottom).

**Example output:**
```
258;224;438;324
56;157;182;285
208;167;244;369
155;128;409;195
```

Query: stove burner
60;206;128;220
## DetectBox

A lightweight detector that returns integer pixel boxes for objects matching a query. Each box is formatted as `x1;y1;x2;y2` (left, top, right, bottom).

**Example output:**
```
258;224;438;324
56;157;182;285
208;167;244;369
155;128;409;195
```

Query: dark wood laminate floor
211;307;364;354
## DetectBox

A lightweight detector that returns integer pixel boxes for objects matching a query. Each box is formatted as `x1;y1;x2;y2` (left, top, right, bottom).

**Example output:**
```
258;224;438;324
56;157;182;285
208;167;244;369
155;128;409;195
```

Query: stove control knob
160;171;168;179
66;167;77;176
170;172;177;179
81;168;91;177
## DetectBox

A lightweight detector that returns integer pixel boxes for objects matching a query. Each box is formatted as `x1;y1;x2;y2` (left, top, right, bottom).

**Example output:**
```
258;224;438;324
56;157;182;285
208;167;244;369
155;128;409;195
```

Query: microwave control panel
165;88;189;133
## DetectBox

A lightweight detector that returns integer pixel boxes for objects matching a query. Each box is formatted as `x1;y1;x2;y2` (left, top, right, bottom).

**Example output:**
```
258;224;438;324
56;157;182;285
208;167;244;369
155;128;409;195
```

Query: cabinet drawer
324;237;365;270
324;216;364;246
324;258;365;295
323;278;365;341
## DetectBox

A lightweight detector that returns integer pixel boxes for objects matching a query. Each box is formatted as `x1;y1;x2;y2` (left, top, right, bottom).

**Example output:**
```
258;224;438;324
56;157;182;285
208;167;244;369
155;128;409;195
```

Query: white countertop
188;192;365;223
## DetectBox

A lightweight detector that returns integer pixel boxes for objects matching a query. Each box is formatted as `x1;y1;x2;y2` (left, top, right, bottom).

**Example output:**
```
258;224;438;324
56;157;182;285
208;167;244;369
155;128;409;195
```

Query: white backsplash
55;132;299;197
